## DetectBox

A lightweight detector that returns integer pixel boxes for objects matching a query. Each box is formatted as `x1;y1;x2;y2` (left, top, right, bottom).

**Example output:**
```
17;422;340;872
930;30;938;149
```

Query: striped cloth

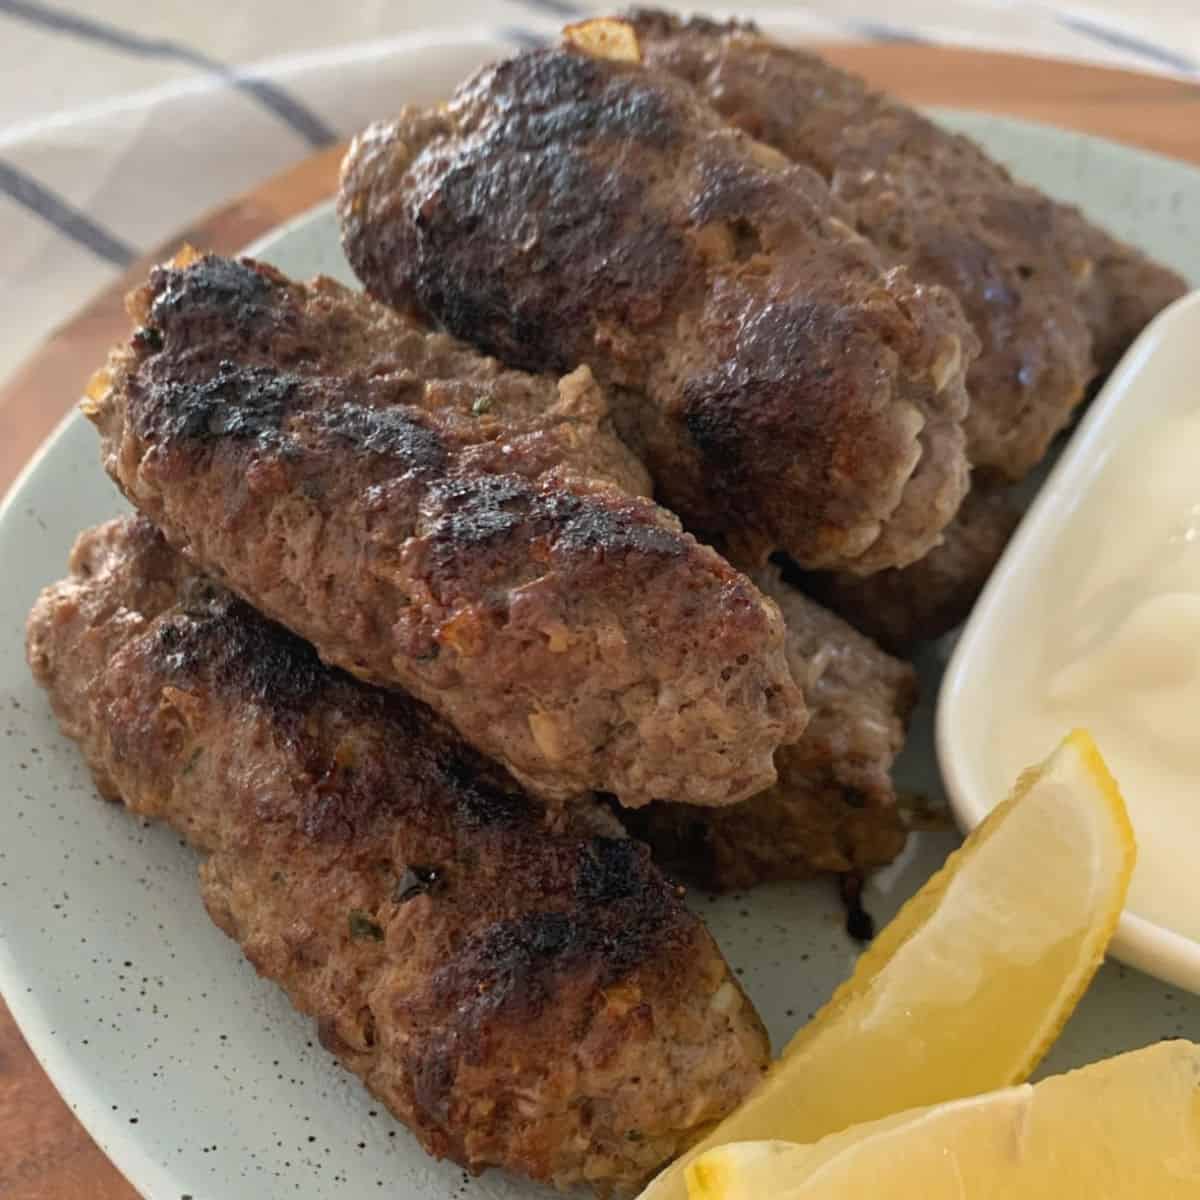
2;0;1198;393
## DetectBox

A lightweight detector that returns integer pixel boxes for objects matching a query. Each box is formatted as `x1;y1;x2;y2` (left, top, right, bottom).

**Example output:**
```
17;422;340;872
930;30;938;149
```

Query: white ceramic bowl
939;291;1200;994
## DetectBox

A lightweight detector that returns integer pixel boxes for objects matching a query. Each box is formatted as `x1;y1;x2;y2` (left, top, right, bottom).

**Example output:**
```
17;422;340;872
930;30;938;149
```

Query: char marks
339;42;976;573
132;362;300;448
26;516;770;1188
319;403;447;468
441;755;532;830
153;590;328;720
414;52;693;373
86;252;805;808
575;835;646;904
149;253;279;329
629;9;1187;478
417;477;685;592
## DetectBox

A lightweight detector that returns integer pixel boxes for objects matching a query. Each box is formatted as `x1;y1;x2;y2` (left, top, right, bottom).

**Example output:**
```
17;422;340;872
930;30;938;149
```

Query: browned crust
625;567;915;891
339;46;975;574
796;484;1021;653
25;517;770;1192
82;253;805;810
627;9;1187;479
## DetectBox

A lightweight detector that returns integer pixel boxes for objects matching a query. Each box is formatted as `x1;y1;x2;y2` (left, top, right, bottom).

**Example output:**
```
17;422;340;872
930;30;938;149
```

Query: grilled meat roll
83;250;805;811
26;516;770;1192
1066;220;1191;379
626;565;915;891
338;44;976;574
628;9;1187;479
797;484;1020;653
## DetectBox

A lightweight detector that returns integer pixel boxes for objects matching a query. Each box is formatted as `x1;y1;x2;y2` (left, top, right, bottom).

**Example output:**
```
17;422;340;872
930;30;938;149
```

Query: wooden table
2;43;1198;1200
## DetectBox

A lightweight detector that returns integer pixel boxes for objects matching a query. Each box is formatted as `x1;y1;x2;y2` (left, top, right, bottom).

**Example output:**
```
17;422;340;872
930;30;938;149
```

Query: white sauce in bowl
993;414;1200;940
941;291;1200;987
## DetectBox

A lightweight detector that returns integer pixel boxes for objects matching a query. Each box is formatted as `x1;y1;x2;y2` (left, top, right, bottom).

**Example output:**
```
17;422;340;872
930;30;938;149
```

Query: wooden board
2;42;1198;1200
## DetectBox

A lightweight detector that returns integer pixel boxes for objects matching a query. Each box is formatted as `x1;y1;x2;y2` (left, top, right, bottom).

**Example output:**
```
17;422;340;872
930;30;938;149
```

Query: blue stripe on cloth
498;26;551;50
845;21;929;45
0;0;338;146
514;0;586;18
1057;12;1199;76
0;159;135;266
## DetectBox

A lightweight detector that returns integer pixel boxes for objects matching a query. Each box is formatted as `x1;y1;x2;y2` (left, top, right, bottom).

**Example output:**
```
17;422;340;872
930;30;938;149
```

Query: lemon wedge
638;730;1135;1200
686;1040;1200;1199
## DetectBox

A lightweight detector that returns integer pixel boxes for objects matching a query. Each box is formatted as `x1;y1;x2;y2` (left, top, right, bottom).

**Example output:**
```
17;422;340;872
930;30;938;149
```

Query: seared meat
339;44;976;574
630;9;1187;479
84;250;805;811
1064;222;1191;378
626;566;915;891
796;485;1020;653
26;516;770;1193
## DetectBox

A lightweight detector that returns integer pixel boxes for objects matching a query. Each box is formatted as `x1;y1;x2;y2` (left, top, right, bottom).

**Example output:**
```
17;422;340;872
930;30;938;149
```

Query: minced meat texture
25;516;770;1192
795;485;1021;653
629;9;1186;480
338;44;976;574
83;251;805;811
625;565;915;891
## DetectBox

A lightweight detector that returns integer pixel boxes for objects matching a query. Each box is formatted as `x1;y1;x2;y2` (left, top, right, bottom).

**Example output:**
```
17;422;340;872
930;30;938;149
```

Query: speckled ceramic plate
3;32;1200;1200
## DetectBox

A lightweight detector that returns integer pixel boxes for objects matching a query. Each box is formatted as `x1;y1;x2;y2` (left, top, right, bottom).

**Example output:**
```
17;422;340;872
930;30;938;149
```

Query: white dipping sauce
996;415;1200;940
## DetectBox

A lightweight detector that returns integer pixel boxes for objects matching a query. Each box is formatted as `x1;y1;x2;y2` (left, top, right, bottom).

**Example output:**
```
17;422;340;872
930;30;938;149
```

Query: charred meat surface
339;45;976;574
26;516;770;1192
83;251;805;810
794;484;1020;653
626;565;915;891
629;9;1187;479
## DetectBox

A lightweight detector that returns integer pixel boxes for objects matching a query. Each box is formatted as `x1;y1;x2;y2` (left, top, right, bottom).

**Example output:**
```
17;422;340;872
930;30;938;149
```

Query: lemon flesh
638;731;1135;1200
687;1040;1200;1199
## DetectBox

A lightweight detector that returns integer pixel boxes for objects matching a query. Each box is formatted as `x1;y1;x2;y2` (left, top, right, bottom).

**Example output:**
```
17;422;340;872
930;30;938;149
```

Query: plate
940;291;1200;993
3;32;1200;1200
